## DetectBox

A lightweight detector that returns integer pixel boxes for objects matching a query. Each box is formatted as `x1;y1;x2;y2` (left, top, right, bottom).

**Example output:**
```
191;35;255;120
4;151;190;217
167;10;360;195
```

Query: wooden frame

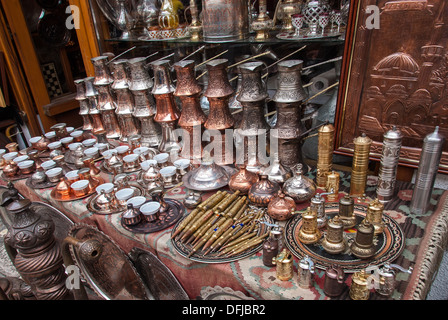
334;0;448;173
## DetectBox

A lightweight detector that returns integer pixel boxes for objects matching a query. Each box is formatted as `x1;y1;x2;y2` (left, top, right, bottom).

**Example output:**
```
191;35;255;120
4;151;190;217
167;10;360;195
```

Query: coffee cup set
2;152;38;180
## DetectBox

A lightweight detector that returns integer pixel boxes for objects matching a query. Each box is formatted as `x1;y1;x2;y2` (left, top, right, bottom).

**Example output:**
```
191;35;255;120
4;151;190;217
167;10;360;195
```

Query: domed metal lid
383;126;403;140
182;161;235;191
425;126;445;144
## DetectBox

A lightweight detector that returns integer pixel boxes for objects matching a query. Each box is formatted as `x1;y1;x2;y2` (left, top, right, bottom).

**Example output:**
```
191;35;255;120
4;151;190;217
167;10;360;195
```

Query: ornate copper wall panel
335;0;448;172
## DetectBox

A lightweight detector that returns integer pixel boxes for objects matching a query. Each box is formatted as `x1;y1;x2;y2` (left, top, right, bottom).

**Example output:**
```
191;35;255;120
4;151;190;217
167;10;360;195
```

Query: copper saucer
50;176;105;202
25;177;57;189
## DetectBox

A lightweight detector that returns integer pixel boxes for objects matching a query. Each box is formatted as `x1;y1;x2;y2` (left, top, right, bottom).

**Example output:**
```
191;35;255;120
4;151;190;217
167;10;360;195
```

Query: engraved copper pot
174;60;207;161
91;56;113;86
350;219;376;259
272;60;308;172
248;174;280;207
74;78;86;101
267;191;296;221
96;84;121;139
127;57;153;91
228;164;259;195
87;96;106;135
203;59;234;130
234;61;270;172
132;89;161;148
111;59;130;90
79;99;93;132
152;60;181;153
324;264;345;297
282;164;316;203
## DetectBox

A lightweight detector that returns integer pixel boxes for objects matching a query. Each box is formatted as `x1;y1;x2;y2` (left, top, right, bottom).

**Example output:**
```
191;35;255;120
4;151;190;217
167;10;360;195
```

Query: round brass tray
171;209;274;264
121;199;185;234
283;203;406;273
87;182;147;215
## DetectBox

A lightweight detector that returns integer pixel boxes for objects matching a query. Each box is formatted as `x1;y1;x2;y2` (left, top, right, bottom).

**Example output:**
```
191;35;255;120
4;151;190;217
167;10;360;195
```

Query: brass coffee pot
267;191;296;221
272;248;294;281
297;207;321;244
297;255;315;289
321;215;346;254
338;195;356;229
350;219;376;259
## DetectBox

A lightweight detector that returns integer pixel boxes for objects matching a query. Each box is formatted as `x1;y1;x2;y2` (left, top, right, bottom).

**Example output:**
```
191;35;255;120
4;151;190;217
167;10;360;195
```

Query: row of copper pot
228;162;317;221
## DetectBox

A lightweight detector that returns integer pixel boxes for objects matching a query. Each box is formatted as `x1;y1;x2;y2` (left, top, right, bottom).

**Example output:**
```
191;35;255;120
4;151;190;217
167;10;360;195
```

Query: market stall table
1;166;447;300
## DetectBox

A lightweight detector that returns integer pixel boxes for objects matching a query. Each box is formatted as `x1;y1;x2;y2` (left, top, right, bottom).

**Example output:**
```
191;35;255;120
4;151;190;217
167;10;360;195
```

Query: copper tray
87;182;147;215
1;171;35;182
171;209;274;264
50;176;105;202
284;203;406;273
121;199;185;234
25;177;57;190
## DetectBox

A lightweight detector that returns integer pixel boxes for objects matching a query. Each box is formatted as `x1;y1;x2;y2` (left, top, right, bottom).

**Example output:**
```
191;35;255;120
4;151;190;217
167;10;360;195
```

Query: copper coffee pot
152;60;181;154
111;59;130;90
174;60;207;161
267;191;296;221
234;61;270;173
84;77;105;135
96;84;121;139
203;59;235;165
75;79;93;132
91;55;113;86
114;87;139;143
132;88;161;148
228;164;259;195
248;174;280;207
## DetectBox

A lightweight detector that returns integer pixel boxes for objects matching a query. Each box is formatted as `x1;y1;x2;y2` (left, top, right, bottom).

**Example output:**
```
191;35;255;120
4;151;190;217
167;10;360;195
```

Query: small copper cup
71;179;90;197
17;160;36;175
5;142;19;153
140;201;161;222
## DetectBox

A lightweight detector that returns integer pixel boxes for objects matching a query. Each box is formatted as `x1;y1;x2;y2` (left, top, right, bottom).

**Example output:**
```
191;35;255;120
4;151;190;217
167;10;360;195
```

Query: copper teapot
267;191;296;221
229;165;259;195
282;164;316;203
248;174;280;207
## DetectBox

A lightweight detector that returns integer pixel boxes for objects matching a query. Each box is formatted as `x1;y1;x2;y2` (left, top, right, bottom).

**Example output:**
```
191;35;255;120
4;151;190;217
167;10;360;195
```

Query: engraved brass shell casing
350;133;372;197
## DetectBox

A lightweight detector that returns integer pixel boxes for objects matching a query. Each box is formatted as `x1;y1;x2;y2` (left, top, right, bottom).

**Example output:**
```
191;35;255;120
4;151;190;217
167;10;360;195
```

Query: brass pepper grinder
316;123;335;188
323;264;346;297
349;269;372;300
321;215;346;254
350;133;372;197
376;263;413;298
152;60;182;154
366;198;385;235
297;207;322;244
203;59;235;165
297;255;315;289
272;248;294;281
338;195;356;229
174;60;207;161
262;228;283;267
326;170;340;202
350;218;376;259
